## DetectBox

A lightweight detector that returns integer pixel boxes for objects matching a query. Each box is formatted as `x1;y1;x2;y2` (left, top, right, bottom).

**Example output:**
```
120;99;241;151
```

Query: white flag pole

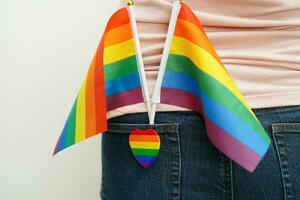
127;1;152;123
150;0;182;124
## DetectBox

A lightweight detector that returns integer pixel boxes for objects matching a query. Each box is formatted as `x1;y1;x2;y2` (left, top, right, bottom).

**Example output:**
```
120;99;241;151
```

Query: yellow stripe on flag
75;78;87;142
129;141;160;149
104;39;135;65
170;36;257;118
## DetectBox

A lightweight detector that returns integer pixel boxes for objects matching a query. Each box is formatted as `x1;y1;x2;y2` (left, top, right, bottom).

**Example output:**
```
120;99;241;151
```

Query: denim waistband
252;104;300;115
107;123;179;133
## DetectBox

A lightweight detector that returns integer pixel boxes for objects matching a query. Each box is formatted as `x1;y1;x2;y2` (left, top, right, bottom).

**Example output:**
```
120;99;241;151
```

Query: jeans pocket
271;123;300;200
100;122;180;200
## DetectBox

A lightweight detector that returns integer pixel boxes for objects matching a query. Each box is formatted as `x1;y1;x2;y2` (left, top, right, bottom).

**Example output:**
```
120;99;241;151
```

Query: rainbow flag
160;3;271;172
53;7;144;155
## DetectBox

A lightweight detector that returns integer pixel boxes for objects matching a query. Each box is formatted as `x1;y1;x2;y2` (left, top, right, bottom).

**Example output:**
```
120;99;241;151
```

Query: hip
101;105;300;200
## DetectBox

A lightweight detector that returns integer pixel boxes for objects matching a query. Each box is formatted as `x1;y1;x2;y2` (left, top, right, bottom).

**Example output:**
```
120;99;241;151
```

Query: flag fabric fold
160;3;271;172
53;7;144;155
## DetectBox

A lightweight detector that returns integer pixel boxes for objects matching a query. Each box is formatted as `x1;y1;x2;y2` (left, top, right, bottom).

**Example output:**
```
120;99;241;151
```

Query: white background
0;0;123;199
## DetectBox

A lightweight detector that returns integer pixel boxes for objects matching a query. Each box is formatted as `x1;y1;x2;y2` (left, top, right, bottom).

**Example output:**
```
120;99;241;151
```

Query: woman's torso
108;0;300;119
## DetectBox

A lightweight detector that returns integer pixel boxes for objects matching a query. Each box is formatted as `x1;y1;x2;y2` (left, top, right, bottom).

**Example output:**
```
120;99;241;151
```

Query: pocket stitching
271;125;296;199
271;123;300;134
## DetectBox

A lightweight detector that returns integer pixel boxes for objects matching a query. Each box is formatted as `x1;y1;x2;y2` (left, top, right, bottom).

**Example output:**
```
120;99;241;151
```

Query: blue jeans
100;105;300;200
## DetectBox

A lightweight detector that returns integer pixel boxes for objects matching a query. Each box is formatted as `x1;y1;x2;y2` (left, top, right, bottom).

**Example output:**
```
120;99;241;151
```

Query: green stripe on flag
131;148;159;156
166;54;270;144
104;55;138;82
65;96;77;147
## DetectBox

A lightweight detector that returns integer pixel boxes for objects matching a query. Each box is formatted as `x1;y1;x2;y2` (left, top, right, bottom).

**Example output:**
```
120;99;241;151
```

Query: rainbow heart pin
129;129;161;168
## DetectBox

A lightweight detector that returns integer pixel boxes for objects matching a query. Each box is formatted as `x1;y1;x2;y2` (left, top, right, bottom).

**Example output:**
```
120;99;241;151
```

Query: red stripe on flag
94;37;108;133
105;7;130;33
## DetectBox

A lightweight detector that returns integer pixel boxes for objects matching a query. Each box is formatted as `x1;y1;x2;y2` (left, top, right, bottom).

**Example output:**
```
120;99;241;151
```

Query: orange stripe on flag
178;2;230;73
129;135;160;142
178;3;205;33
174;19;221;65
104;24;132;48
85;55;97;138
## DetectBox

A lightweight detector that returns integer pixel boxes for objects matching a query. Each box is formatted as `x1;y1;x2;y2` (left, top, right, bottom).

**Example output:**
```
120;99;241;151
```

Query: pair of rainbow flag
53;2;271;173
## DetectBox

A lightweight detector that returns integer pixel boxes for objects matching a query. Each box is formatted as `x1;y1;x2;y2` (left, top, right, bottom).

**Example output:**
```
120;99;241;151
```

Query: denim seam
282;132;294;199
225;157;231;200
230;159;234;200
272;128;288;200
176;130;182;200
272;124;296;199
221;155;232;200
169;131;181;200
219;153;225;198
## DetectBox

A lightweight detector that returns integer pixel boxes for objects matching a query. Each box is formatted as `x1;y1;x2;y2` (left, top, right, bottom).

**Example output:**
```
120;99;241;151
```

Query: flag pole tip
127;0;134;6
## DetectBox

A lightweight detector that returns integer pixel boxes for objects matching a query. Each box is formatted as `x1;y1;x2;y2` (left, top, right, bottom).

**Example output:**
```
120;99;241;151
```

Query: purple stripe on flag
161;87;265;172
140;161;153;168
204;117;263;172
161;88;203;113
106;87;144;111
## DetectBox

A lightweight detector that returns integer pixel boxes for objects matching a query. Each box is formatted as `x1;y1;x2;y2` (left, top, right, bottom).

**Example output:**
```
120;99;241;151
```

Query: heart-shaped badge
129;129;161;168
